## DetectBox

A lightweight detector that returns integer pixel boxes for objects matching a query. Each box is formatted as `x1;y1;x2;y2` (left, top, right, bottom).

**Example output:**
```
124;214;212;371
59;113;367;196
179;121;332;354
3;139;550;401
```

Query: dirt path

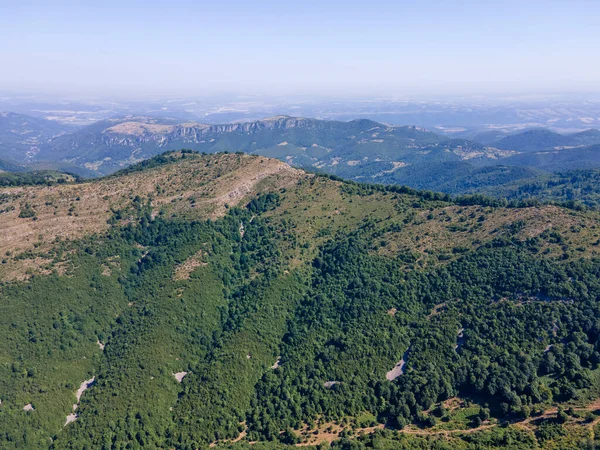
210;397;600;447
513;397;600;432
300;396;600;444
295;422;384;447
399;423;496;437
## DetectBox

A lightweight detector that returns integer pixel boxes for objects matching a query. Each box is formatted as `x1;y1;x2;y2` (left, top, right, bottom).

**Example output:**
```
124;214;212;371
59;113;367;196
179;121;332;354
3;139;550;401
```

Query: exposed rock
386;346;410;381
173;372;188;383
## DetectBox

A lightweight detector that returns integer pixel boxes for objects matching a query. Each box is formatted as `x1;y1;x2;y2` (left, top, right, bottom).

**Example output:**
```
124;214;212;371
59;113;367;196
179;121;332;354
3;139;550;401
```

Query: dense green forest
479;169;600;209
3;152;600;449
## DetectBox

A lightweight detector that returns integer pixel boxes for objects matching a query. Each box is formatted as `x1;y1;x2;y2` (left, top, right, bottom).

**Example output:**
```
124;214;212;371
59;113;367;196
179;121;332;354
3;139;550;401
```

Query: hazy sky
1;0;599;97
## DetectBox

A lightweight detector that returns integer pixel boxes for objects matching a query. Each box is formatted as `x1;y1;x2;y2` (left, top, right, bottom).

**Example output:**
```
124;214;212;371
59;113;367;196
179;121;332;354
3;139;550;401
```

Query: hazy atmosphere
5;2;600;450
2;0;600;96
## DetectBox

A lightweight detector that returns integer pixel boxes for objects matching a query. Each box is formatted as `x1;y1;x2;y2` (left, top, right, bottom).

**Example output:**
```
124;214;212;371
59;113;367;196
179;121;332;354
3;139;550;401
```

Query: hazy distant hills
40;115;448;174
0;157;27;172
2;112;600;198
0;112;70;163
6;95;599;131
502;143;600;171
495;128;600;152
490;129;600;172
0;114;522;176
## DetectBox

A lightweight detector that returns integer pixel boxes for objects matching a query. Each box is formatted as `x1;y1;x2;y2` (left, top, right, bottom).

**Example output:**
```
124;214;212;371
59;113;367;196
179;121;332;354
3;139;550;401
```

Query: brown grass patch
296;421;384;447
173;250;207;281
0;257;67;282
380;204;600;263
428;303;447;319
0;154;305;281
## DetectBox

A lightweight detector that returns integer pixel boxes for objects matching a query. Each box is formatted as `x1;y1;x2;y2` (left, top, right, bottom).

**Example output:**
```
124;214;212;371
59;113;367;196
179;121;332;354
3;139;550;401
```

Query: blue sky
1;0;599;97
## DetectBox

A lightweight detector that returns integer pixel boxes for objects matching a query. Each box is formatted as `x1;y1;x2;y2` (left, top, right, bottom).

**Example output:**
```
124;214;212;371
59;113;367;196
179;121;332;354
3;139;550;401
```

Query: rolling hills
37;115;449;175
495;128;600;153
0;112;70;163
3;152;600;449
3;112;600;202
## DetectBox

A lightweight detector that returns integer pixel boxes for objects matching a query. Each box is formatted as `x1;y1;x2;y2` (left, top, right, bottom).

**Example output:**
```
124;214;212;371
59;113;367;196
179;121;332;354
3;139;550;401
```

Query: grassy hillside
2;152;600;449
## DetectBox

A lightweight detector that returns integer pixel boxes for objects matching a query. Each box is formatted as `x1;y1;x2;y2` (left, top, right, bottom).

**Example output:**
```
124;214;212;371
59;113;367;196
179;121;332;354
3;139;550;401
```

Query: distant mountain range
494;128;600;152
2;112;600;197
0;112;69;161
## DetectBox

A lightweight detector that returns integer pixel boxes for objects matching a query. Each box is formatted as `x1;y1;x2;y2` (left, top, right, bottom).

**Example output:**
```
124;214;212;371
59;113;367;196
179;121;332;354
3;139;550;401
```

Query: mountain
369;162;543;193
4;113;600;206
461;129;513;145
39;115;450;174
569;128;600;146
0;112;70;162
28;115;524;191
502;143;600;171
3;151;600;449
488;128;600;173
495;129;573;152
495;128;600;152
0;158;27;172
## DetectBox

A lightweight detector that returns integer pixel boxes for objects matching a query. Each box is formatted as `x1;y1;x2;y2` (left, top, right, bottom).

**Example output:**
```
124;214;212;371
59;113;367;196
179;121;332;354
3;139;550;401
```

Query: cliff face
101;116;316;139
44;116;323;160
48;116;416;154
200;116;312;133
34;115;504;180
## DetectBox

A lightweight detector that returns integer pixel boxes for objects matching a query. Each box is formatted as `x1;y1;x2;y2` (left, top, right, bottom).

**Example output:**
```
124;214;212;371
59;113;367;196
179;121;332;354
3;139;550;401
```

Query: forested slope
3;152;600;449
477;169;600;209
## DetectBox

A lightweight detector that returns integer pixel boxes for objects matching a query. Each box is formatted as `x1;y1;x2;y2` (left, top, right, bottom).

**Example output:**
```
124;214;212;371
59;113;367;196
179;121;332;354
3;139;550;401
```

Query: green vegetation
480;169;600;209
108;150;199;178
2;153;600;449
495;128;600;153
246;235;600;437
0;170;78;187
4;113;600;210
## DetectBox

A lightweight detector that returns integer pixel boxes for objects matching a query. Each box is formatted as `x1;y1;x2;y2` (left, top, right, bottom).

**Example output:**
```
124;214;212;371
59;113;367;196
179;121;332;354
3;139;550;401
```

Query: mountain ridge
39;115;444;175
4;112;600;203
3;152;600;449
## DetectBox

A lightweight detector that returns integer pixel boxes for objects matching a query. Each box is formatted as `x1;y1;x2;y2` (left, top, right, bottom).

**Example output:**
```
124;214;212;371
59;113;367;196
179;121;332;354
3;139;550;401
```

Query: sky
1;0;599;98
